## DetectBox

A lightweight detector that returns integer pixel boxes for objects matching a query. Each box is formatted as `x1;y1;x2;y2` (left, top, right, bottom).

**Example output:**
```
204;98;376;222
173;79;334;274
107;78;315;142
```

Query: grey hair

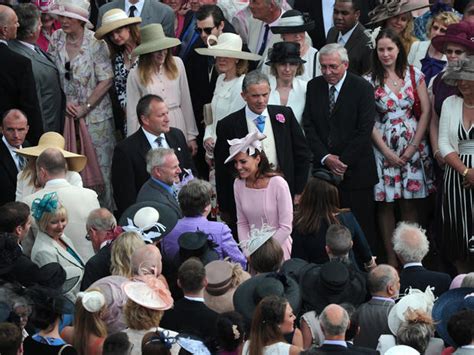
368;264;397;294
86;208;117;231
319;43;349;63
146;148;175;174
397;315;434;353
178;179;213;216
319;305;350;337
392;222;429;263
242;70;270;92
461;272;474;287
14;3;40;41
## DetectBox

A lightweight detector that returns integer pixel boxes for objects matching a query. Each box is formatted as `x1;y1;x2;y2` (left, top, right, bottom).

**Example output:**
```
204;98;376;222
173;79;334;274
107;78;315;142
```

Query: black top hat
233;272;301;323
270;10;315;34
178;231;219;265
265;42;306;66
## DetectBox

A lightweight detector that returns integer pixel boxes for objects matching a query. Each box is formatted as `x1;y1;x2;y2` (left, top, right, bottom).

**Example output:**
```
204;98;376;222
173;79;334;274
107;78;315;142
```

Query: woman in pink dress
225;131;293;260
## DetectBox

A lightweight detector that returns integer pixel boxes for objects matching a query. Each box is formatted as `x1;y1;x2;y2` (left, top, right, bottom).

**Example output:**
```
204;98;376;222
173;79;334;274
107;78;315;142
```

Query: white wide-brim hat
50;0;93;28
133;24;181;56
195;33;262;61
95;8;141;40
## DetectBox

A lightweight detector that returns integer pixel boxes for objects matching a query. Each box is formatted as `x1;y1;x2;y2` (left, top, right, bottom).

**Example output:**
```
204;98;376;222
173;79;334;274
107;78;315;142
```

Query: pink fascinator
224;131;266;164
123;275;173;310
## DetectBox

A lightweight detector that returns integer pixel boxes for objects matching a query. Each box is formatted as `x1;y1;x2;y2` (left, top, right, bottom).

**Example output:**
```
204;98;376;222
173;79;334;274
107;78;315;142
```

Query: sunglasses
445;49;465;56
65;61;72;80
195;26;216;35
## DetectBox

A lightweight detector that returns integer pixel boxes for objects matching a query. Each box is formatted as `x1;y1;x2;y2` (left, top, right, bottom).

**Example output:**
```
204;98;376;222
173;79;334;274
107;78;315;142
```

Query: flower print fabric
365;67;435;202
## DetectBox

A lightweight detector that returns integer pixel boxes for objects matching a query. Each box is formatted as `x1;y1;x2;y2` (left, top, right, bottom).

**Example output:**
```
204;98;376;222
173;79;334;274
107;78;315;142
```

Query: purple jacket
162;216;247;268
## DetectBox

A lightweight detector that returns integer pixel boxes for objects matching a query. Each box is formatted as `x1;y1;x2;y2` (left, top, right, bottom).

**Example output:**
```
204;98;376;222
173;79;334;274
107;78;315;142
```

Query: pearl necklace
464;102;474;109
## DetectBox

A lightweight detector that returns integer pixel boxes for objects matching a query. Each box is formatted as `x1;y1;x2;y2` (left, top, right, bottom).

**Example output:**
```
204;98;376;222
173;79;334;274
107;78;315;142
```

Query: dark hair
335;0;362;11
0;232;22;263
216;312;245;352
294;177;347;234
249;296;287;355
29;299;62;332
136;94;164;125
103;332;133;355
14;3;40;40
178;179;212;217
104;23;141;59
142;331;172;355
0;323;22;355
0;202;30;233
234;150;279;180
178;258;206;293
325;224;352;256
196;4;225;25
447;309;474;347
249;238;283;273
370;28;407;86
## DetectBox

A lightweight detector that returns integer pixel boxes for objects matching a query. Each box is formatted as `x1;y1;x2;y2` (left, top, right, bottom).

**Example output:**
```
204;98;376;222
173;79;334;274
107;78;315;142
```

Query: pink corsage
275;114;285;123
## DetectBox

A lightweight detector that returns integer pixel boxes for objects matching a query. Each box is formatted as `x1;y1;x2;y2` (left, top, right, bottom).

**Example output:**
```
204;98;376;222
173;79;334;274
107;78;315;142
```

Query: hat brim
123;281;173;310
265;57;306;66
49;9;92;28
195;47;262;61
366;3;430;25
95;17;142;40
270;22;315;34
15;146;87;172
133;38;181;56
431;35;474;54
442;70;474;86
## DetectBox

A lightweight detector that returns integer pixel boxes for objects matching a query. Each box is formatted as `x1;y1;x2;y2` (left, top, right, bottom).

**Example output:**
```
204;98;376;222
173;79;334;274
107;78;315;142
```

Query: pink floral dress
365;67;435;202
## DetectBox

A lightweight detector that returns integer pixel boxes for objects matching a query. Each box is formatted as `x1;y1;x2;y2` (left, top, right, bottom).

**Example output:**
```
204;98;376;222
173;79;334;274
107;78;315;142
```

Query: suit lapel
267;106;284;147
137;129;152;162
150;180;180;215
332;74;352;117
50;237;84;268
141;0;152;23
345;23;367;53
0;139;19;181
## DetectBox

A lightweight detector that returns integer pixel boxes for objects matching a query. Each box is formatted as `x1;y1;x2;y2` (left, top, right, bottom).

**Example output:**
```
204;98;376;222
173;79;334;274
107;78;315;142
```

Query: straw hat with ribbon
442;55;474;86
49;0;93;28
16;132;87;172
367;0;430;25
195;33;262;61
224;131;266;164
133;24;181;56
95;8;142;40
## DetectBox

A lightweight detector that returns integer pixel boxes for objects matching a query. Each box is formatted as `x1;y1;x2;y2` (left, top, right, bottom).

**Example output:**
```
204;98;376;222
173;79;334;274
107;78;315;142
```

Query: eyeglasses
65;61;72;80
85;233;91;241
445;49;465;56
320;63;343;71
195;26;216;35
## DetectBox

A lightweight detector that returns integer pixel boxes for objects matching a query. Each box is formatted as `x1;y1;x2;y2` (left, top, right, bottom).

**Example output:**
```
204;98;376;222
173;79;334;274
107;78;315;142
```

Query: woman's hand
66;102;79;118
400;144;417;164
203;137;215;154
74;104;89;119
434;150;445;168
463;168;474;189
383;149;404;167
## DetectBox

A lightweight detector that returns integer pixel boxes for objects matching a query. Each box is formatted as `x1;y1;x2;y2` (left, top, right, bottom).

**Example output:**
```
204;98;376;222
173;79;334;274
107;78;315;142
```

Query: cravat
254;115;265;133
258;24;270;56
156;136;164;147
129;5;137;17
329;86;336;115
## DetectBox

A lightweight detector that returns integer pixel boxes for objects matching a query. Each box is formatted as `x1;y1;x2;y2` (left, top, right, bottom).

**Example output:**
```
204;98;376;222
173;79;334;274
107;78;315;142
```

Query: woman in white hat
48;0;116;210
126;24;198;156
95;9;141;124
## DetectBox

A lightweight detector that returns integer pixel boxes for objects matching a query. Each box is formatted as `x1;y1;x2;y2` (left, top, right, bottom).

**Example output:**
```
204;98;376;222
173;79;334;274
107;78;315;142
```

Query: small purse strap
409;65;419;101
58;344;72;355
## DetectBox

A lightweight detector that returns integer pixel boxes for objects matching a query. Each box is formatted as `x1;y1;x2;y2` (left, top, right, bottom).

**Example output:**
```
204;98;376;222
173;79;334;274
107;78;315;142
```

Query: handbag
409;65;422;120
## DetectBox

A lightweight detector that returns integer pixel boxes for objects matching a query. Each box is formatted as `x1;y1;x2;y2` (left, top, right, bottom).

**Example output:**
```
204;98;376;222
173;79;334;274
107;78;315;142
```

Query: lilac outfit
234;176;293;260
162;216;247;268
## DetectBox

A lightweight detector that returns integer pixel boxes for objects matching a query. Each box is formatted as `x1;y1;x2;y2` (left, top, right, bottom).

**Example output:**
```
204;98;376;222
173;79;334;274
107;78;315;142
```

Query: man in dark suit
303;43;378;254
354;265;399;349
136;148;183;219
9;3;64;133
0;109;29;206
393;222;451;297
111;94;195;216
160;258;218;349
326;0;372;75
97;0;174;36
0;5;43;144
214;70;310;223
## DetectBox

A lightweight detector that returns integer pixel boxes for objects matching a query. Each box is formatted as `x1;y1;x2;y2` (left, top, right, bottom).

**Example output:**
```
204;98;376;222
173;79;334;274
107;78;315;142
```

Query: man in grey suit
136;147;182;219
353;264;399;349
9;4;64;133
326;0;372;75
97;0;175;37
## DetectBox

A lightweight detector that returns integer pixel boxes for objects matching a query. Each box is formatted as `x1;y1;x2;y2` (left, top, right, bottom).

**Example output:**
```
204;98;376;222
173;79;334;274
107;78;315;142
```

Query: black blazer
400;265;451;298
214;105;310;215
80;243;112;291
136;179;182;219
303;72;377;191
0;43;43;144
111;127;195;215
309;343;373;354
326;23;372;76
0;138;21;206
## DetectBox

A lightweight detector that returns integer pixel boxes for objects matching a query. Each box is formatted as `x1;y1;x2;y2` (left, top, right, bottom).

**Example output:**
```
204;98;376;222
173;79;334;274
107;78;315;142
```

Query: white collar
125;0;144;16
184;296;205;303
337;23;358;44
327;70;347;93
2;135;22;151
461;345;474;349
323;340;347;347
371;296;396;303
44;178;68;186
18;40;36;51
404;262;423;269
245;106;269;121
0;40;7;45
142;127;165;146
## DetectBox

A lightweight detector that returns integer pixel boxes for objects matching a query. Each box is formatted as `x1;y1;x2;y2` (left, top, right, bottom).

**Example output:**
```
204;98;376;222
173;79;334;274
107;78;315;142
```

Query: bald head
1;109;28;148
36;148;67;184
320;304;350;339
0;5;19;40
368;264;400;298
131;244;162;277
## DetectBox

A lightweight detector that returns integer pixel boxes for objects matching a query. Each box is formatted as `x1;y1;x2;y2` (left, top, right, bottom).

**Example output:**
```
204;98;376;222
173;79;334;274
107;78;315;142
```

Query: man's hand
324;154;347;176
188;139;198;157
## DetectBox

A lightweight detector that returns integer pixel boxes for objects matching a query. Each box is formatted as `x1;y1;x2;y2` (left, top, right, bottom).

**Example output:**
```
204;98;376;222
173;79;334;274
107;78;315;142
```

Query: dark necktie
258;24;270;56
254;115;265;133
329;86;336;115
17;153;26;171
156;136;163;147
129;5;137;17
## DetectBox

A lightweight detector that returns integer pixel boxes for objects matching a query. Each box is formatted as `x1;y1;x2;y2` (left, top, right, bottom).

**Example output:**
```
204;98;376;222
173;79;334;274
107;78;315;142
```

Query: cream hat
133;24;181;56
195;33;262;61
95;9;141;40
50;0;93;28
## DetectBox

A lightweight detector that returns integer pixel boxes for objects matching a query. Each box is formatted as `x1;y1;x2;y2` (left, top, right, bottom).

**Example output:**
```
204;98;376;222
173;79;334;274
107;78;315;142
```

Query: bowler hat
265;42;306;66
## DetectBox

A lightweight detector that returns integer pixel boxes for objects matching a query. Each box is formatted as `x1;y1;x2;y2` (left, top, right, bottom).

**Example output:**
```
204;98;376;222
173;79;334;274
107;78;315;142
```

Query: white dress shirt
142;128;170;149
323;0;336;36
125;0;144;16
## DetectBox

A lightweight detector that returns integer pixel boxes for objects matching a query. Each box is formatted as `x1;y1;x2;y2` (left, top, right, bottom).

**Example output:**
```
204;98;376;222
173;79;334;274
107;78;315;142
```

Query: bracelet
434;149;440;158
408;142;417;148
462;168;469;177
86;102;92;112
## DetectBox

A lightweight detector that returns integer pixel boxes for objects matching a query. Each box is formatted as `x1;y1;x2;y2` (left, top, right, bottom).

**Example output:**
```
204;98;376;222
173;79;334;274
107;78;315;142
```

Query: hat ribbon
364;26;381;50
136;275;173;306
227;131;265;160
122;218;166;243
103;11;130;23
31;192;59;221
369;0;406;22
240;222;275;255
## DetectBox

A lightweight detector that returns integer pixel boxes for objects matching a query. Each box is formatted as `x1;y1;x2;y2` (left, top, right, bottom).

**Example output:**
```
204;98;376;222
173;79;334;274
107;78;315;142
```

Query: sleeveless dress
365;67;436;202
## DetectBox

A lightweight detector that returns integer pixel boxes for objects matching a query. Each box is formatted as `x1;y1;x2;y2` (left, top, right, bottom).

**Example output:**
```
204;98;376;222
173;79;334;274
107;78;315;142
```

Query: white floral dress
365;67;435;202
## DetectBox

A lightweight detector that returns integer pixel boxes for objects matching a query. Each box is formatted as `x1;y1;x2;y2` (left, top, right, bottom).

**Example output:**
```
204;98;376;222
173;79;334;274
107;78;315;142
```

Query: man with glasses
303;43;378;255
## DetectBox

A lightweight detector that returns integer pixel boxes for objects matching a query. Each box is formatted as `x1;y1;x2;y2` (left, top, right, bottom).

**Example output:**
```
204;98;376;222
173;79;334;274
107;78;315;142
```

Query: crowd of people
0;0;474;354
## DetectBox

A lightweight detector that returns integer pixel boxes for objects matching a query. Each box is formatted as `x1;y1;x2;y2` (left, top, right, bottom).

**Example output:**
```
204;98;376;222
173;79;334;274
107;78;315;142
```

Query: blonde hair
72;288;107;355
110;232;145;277
427;11;460;38
124;299;164;330
37;205;68;234
236;59;249;76
138;49;178;86
398;15;417;54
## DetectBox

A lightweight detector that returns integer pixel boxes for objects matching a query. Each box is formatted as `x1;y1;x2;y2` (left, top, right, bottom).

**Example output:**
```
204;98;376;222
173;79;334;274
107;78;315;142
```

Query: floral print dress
365;67;435;202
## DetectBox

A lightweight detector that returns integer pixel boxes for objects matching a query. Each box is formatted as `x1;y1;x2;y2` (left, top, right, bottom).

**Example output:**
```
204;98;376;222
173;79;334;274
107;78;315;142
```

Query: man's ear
202;277;208;288
217;20;224;32
14;225;23;238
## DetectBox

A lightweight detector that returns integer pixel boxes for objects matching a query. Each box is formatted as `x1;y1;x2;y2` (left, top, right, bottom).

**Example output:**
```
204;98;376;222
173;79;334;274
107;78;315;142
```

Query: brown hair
104;24;141;59
269;62;304;77
236;59;249;76
138;49;178;86
124;299;164;330
234;150;281;180
249;238;283;273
